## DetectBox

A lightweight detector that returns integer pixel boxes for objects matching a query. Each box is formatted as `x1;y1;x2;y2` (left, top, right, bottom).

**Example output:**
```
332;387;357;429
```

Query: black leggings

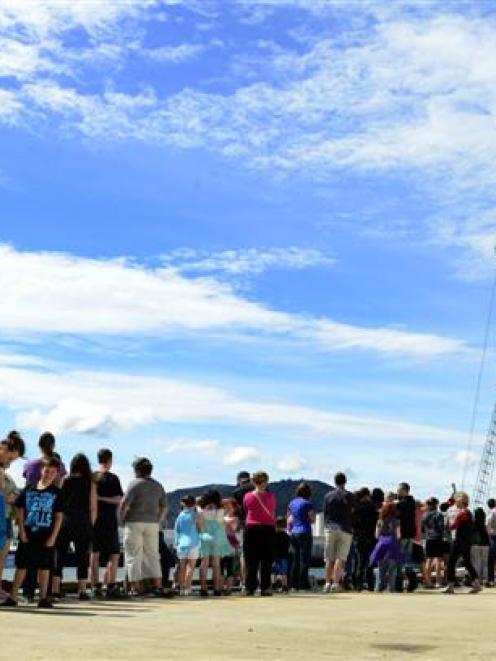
244;525;275;593
56;522;92;581
447;541;478;583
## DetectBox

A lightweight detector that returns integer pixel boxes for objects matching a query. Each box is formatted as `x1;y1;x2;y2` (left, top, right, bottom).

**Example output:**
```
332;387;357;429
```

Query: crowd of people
1;430;495;609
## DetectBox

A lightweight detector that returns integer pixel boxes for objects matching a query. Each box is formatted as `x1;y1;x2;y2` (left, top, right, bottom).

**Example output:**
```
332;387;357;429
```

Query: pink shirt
243;490;276;526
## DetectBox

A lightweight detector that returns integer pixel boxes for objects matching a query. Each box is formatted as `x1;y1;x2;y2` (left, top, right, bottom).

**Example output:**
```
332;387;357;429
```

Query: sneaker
441;585;454;594
244;590;255;597
38;598;53;609
260;590;273;597
213;590;222;597
92;587;104;599
78;592;91;601
330;583;342;593
323;583;331;593
0;596;17;607
200;589;209;598
469;582;482;594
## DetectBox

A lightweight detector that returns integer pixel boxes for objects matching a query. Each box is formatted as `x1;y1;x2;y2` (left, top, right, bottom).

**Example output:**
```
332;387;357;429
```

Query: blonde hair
455;492;469;508
252;471;269;486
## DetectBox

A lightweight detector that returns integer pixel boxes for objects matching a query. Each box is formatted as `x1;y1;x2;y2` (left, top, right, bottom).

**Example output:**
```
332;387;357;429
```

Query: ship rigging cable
461;262;496;494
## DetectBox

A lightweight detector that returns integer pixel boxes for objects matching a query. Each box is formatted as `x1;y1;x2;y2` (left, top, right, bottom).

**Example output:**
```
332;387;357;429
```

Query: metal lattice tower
473;402;496;507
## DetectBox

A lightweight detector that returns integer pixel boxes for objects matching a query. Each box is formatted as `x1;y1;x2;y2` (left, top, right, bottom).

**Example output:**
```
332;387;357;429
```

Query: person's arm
45;511;63;547
157;488;167;524
196;513;203;532
98;495;122;504
118;487;132;524
0;466;5;492
308;504;316;524
17;506;27;543
90;481;98;526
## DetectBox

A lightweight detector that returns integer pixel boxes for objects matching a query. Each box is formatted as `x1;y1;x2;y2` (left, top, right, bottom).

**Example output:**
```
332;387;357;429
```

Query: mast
473;403;496;507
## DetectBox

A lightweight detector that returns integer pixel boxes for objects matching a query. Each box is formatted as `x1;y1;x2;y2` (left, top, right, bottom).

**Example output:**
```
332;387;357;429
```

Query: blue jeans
289;532;312;590
376;559;398;592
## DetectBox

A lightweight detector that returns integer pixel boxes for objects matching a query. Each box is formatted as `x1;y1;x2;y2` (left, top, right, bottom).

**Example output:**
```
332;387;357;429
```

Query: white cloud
145;43;206;63
0;361;468;447
163;438;220;453
0;244;469;359
165;247;336;275
454;450;478;467
223;446;260;466
274;455;307;473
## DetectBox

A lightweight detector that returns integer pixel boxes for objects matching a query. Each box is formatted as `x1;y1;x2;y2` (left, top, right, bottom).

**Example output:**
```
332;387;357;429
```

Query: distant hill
165;479;331;526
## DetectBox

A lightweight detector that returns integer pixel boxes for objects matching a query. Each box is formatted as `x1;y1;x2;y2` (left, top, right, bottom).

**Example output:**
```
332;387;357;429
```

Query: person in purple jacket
287;482;315;591
23;432;66;487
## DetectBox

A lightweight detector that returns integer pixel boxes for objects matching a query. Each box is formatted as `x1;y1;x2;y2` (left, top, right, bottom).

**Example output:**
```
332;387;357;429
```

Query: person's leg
52;528;70;596
90;552;100;588
387;561;398;593
324;531;334;586
0;537;10;591
212;557;221;592
424;558;433;587
142;523;162;589
488;536;496;585
376;560;386;591
481;546;489;583
243;527;259;594
260;528;275;593
290;534;300;590
8;568;26;602
462;545;480;589
107;553;120;587
200;557;209;592
185;558;196;592
74;531;91;595
332;533;352;587
124;523;144;592
300;533;312;590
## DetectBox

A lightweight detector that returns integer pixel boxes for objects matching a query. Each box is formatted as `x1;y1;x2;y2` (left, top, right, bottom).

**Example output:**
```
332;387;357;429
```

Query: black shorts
425;539;445;559
92;519;120;555
16;539;55;571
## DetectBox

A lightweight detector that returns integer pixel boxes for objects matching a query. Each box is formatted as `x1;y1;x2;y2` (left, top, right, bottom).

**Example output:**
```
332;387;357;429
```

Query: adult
486;498;496;586
232;470;253;588
233;471;254;521
243;471;276;596
323;472;354;592
443;492;481;594
90;448;123;598
119;457;167;597
23;432;66;487
0;435;24;595
352;487;378;591
397;482;418;592
53;453;97;599
287;481;315;591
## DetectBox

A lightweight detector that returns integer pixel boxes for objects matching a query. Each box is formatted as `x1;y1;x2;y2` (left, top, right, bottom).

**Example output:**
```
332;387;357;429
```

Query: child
273;517;290;593
174;495;201;596
1;456;63;608
471;507;490;586
421;497;445;588
199;489;231;597
369;502;404;593
442;492;480;594
222;498;241;594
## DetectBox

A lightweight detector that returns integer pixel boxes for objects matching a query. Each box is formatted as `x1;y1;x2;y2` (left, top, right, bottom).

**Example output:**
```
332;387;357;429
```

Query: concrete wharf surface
0;590;493;660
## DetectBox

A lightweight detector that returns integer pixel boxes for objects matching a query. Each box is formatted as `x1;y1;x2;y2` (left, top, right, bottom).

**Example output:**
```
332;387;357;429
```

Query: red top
243;490;276;526
450;509;470;530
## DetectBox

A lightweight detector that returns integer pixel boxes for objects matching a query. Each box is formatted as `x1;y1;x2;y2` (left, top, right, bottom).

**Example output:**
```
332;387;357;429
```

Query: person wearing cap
119;457;167;597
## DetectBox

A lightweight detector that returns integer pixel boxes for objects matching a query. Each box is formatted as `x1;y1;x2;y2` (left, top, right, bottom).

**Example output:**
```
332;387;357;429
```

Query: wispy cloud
223;446;260;466
0;244;469;359
164;247;336;275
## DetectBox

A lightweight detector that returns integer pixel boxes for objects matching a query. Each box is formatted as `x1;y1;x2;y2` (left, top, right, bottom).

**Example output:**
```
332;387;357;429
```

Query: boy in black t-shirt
1;456;63;608
90;449;123;598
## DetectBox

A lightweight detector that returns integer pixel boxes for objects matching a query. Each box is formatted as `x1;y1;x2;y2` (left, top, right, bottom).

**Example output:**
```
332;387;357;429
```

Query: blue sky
1;0;496;497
